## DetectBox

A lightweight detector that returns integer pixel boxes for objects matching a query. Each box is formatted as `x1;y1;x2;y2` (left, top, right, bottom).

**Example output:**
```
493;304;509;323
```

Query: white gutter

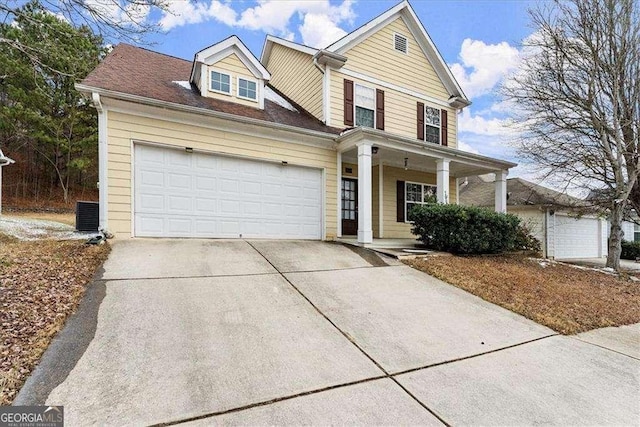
75;84;339;141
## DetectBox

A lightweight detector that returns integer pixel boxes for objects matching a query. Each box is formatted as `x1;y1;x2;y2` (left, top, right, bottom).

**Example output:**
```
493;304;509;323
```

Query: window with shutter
441;110;448;146
376;89;385;130
354;84;375;128
417;102;424;140
424;106;441;144
344;79;354;126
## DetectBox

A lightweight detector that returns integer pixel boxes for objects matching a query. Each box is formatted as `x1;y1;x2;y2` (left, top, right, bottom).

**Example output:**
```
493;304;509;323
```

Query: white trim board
339;68;451;109
261;35;318;64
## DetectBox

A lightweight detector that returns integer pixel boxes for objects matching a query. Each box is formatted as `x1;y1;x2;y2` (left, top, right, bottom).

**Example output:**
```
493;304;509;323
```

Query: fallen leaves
0;236;110;405
405;255;640;335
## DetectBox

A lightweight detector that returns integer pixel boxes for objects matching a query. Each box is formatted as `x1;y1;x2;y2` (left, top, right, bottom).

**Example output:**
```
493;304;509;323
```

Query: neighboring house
459;175;636;259
76;0;515;244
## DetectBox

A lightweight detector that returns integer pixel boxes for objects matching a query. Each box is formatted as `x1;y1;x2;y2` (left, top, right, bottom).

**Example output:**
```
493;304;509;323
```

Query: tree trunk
606;202;625;270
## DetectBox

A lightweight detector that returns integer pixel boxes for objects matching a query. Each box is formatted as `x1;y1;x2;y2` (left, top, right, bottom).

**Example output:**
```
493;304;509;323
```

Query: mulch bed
0;235;110;405
405;254;640;335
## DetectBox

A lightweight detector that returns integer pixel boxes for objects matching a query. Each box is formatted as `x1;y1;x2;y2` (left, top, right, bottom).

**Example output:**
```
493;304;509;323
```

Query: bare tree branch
504;0;640;270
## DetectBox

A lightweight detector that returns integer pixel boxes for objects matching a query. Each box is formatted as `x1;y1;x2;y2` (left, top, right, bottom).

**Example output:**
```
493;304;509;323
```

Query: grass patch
0;237;110;405
405;254;640;335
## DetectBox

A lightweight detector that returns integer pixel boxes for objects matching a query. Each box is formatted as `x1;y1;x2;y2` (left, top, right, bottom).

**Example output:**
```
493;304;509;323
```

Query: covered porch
336;128;516;245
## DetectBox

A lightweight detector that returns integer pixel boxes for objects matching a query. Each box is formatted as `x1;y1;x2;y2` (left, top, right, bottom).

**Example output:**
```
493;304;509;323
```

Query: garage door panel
134;145;322;239
167;218;192;234
555;215;600;258
139;194;164;211
167;173;191;190
167;150;192;167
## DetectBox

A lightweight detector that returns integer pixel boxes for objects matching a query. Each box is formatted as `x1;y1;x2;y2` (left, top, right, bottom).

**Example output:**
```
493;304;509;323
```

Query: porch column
436;159;450;204
357;142;373;244
336;151;342;237
495;170;508;213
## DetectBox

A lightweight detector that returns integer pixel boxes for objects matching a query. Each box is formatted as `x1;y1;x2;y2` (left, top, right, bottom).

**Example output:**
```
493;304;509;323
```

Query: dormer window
238;77;257;101
211;71;231;94
394;33;408;54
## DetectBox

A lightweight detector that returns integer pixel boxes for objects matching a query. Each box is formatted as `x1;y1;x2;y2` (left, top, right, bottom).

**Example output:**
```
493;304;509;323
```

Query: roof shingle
80;43;341;135
459;176;585;208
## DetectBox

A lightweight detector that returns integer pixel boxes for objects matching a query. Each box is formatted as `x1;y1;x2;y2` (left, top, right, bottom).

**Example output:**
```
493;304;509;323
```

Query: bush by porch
409;204;540;255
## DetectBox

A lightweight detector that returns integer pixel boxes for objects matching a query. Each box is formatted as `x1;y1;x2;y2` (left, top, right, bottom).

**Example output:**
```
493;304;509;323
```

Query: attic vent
394;33;408;54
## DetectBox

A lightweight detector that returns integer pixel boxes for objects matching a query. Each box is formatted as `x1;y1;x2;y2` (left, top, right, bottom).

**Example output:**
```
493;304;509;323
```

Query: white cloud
450;38;520;99
158;1;355;48
84;0;151;26
299;13;347;48
458;109;515;137
457;139;480;155
159;1;236;30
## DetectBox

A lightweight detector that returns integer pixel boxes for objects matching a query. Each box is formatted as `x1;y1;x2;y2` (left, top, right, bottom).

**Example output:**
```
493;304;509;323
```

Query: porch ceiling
336;127;516;178
341;146;506;177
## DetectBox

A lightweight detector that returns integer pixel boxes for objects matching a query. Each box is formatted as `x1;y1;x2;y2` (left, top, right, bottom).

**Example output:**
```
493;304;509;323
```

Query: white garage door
554;215;601;259
134;144;323;239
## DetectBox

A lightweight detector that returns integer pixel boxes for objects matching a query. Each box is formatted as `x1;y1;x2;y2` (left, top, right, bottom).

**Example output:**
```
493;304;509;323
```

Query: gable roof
325;0;469;103
191;35;271;83
459;176;585;208
261;35;318;64
78;44;340;135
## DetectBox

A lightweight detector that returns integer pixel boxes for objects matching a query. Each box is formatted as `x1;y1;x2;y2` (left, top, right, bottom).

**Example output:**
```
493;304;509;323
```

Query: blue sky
124;0;539;175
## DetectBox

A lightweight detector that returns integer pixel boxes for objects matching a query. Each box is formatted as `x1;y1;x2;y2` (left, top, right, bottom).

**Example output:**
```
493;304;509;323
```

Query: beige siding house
77;0;515;244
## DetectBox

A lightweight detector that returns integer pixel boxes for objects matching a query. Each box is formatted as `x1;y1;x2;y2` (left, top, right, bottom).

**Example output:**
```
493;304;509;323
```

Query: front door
341;178;358;235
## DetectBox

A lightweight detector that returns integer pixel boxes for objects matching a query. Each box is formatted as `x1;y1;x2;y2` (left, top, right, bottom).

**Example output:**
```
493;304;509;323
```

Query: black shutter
344;79;354;126
397;180;405;222
441;109;448;146
376;89;385;130
417;102;424;140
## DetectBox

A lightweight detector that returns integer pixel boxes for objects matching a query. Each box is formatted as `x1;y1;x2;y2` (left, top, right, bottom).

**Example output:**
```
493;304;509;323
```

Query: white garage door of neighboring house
134;144;323;239
554;214;601;259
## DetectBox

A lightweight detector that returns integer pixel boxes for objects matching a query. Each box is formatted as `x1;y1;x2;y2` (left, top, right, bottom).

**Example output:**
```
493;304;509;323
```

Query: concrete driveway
16;240;639;425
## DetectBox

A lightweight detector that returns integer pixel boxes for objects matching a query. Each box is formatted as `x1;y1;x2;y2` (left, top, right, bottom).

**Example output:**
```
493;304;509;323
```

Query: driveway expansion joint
390;333;559;377
150;375;388;426
571;337;640;361
244;241;451;426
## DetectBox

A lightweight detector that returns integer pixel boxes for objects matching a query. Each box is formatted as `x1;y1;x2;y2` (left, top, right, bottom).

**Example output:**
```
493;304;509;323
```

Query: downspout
92;92;110;235
313;56;325;75
544;207;549;258
313;56;330;125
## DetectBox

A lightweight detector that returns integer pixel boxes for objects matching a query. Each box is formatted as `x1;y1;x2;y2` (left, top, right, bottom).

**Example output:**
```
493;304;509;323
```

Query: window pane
355;84;375;109
405;183;421;202
423;185;437;203
238;79;257;100
425;125;440;144
211;71;230;93
355;106;374;127
425;106;440;126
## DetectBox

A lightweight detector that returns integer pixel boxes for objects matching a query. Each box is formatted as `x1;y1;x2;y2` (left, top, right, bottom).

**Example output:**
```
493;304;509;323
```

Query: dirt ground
406;254;640;335
0;235;110;405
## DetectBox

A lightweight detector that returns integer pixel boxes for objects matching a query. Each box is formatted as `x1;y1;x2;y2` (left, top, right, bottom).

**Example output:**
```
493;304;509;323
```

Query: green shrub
409;204;523;255
514;223;542;254
621;240;640;260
